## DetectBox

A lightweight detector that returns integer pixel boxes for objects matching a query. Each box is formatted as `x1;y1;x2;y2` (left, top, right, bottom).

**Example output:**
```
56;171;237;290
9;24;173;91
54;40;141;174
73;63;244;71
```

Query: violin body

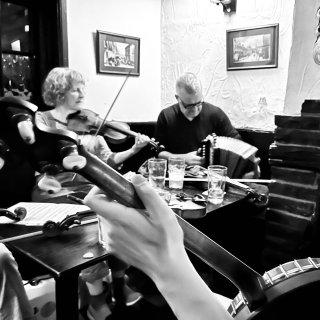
67;109;130;144
67;108;164;154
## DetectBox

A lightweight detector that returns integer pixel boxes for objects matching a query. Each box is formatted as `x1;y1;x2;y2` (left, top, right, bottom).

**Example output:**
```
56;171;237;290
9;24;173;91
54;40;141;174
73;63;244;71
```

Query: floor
80;298;177;320
79;262;236;320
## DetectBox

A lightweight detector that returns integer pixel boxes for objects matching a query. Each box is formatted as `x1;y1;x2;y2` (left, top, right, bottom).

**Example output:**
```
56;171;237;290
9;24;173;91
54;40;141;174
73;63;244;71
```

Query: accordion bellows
201;136;258;178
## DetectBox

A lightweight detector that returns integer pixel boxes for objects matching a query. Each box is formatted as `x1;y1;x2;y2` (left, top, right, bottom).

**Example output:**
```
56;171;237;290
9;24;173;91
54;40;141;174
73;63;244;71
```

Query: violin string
94;70;132;137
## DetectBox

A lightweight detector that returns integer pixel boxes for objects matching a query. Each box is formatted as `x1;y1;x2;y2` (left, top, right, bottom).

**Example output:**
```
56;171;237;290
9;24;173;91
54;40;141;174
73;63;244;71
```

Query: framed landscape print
96;30;140;76
226;24;279;71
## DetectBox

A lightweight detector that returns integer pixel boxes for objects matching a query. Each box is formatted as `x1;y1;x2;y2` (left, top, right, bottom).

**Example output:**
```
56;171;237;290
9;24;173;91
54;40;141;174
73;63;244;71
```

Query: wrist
150;249;192;288
151;251;229;320
130;146;139;154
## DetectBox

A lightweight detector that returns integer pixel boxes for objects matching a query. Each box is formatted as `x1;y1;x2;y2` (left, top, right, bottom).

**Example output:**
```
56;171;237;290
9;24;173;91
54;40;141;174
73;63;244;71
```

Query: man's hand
184;151;205;166
242;157;261;179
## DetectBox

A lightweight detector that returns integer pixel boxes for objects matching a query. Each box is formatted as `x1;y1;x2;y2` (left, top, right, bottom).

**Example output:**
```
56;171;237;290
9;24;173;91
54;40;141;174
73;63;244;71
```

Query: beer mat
168;197;205;210
0;202;92;226
185;165;207;178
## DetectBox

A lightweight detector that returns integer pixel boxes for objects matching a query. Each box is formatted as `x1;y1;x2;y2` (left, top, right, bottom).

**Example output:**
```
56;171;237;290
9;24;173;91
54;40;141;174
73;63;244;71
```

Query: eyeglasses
175;95;203;109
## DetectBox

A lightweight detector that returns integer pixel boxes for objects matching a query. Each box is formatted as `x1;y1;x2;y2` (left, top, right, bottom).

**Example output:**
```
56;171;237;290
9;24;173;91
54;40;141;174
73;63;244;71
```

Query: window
1;1;34;100
0;0;68;106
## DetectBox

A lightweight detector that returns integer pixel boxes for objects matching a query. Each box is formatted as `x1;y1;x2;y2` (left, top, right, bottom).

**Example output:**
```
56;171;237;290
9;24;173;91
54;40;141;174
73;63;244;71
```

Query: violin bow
94;70;132;137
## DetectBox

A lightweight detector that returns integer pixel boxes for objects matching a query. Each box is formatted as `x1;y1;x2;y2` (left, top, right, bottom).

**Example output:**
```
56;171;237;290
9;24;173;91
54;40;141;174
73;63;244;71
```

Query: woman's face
63;82;86;111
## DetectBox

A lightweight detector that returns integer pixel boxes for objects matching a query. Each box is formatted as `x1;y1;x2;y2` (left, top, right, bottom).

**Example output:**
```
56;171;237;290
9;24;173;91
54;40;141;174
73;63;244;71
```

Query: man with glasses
154;72;241;166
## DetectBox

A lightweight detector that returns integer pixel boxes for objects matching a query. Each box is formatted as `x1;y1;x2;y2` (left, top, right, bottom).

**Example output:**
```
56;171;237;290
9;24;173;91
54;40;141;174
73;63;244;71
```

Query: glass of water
207;165;227;205
168;157;185;191
147;158;167;191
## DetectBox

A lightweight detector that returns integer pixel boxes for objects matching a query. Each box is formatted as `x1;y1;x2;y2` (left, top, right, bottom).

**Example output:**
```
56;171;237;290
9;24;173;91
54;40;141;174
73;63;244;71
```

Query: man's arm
216;108;241;140
157;150;204;166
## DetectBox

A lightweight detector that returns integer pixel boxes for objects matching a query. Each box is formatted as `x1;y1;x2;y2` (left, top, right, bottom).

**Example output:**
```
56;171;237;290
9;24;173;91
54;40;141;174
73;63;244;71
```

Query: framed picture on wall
96;30;140;76
226;24;279;71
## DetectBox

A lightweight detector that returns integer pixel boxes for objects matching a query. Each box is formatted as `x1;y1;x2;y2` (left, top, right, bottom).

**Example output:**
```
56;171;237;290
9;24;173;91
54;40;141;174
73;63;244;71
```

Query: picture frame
96;30;140;76
226;24;279;71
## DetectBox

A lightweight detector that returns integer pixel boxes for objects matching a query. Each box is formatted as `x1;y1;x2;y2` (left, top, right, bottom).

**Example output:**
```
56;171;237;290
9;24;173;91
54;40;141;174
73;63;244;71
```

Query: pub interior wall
161;0;295;131
66;0;320;131
66;0;162;122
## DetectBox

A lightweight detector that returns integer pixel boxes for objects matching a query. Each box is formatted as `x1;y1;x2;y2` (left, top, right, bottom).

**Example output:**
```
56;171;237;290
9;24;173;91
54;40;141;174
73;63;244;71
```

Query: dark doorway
0;0;68;108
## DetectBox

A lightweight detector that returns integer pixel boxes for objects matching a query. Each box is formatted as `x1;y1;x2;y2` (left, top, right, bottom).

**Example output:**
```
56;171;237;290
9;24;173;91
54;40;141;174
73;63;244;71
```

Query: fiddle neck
104;121;137;138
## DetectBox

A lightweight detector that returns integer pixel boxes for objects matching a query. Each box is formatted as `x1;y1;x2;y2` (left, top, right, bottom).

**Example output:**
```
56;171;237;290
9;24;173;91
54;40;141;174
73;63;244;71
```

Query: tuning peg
37;174;62;194
60;144;87;170
17;118;35;144
37;162;62;194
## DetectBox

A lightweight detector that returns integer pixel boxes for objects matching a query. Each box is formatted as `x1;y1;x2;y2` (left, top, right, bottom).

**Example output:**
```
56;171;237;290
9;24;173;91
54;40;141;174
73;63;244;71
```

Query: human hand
184;151;205;166
132;133;150;152
83;174;185;279
242;157;261;179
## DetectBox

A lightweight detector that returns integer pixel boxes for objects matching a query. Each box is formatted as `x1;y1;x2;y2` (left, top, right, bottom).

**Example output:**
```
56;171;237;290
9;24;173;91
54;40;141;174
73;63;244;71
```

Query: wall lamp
210;0;237;14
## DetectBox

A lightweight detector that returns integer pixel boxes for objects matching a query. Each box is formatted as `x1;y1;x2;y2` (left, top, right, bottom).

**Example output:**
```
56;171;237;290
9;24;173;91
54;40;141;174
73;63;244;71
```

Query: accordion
199;134;259;178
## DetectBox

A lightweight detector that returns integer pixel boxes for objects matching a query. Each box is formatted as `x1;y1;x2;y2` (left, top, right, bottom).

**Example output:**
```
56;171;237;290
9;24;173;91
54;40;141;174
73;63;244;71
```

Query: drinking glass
168;157;185;191
147;158;167;191
207;165;227;204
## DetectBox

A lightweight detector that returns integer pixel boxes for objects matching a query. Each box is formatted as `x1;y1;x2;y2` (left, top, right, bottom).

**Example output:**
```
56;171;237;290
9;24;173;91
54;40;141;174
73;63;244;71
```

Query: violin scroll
42;217;81;237
150;138;165;155
42;210;95;237
0;207;27;221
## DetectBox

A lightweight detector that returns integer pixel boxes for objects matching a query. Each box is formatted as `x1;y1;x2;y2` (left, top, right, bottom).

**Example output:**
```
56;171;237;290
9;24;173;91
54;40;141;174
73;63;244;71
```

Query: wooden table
0;185;250;319
0;220;108;319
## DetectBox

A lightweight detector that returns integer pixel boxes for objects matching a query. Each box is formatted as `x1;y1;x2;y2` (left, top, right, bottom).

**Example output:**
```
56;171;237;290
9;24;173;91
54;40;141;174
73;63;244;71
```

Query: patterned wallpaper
161;0;296;131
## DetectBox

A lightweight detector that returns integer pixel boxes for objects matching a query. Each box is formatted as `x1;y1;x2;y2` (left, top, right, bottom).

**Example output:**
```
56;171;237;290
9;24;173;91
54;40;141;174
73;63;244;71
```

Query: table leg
55;271;79;319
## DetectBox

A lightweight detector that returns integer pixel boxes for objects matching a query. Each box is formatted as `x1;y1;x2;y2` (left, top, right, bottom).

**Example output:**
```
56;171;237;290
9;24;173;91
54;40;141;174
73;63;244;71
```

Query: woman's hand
131;133;150;152
111;134;150;164
83;174;185;279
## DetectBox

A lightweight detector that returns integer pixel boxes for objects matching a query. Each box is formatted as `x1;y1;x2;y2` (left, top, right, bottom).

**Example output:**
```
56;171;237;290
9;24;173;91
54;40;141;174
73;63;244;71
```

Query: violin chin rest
62;155;87;170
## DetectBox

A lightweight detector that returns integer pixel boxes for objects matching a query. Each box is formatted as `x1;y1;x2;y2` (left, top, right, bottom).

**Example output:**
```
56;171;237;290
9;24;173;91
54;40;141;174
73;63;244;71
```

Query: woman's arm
112;133;150;165
84;174;232;320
